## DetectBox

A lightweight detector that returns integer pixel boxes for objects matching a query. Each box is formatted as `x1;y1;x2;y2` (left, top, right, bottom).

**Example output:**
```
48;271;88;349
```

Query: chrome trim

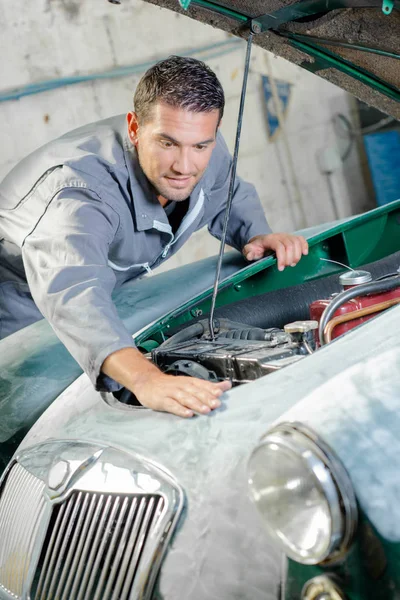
0;440;184;600
248;421;357;565
0;462;47;599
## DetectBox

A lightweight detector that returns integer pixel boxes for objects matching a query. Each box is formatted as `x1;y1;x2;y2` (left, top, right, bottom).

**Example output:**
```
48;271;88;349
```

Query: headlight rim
248;421;358;565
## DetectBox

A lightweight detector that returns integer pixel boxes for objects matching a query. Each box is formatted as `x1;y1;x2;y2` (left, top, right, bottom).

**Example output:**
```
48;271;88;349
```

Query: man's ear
126;112;140;145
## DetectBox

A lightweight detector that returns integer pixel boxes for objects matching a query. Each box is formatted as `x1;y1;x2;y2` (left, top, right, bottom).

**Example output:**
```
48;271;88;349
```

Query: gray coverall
0;115;271;390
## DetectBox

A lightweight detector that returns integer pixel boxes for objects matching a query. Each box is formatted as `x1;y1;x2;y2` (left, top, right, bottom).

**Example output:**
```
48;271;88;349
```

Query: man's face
127;103;220;204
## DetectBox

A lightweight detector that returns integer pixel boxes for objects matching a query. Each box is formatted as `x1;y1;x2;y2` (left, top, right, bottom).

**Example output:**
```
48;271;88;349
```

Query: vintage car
1;198;400;600
1;0;399;598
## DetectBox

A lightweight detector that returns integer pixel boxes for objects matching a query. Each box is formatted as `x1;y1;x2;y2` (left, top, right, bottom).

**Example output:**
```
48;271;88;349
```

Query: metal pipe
208;30;253;340
324;298;400;343
319;274;400;345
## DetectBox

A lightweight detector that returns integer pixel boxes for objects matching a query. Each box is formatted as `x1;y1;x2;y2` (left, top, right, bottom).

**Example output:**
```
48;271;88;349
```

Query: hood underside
140;0;400;118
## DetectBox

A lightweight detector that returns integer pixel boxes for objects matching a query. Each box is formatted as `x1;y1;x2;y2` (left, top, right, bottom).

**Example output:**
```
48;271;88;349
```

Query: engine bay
112;253;400;405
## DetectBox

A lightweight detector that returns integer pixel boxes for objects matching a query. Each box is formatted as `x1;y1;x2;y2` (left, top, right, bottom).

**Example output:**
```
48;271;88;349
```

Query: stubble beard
152;178;199;202
135;146;203;202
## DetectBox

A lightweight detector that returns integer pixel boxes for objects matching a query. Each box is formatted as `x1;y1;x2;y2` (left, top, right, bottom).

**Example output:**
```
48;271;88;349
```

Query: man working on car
0;56;308;417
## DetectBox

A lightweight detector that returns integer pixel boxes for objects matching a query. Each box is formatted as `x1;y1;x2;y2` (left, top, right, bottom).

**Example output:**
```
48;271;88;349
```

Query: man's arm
23;189;229;416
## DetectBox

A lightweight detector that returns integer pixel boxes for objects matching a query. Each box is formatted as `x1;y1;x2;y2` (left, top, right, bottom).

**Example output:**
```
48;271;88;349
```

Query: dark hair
134;55;225;124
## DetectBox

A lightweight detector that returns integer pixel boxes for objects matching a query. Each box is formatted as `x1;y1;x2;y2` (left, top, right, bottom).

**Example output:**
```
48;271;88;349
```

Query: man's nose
172;148;192;175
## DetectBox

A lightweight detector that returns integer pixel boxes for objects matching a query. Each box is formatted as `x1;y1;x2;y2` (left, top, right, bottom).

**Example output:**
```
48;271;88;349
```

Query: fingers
243;234;308;268
300;236;309;255
291;236;303;266
273;234;308;271
215;380;232;392
137;375;231;419
160;397;195;419
174;377;232;413
174;387;214;414
275;241;286;271
243;243;264;262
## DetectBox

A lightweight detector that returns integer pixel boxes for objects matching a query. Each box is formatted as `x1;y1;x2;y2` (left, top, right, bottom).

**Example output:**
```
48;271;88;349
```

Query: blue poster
261;75;291;139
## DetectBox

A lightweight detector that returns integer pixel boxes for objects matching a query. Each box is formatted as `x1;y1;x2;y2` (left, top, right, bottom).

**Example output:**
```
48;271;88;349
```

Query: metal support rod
208;29;253;340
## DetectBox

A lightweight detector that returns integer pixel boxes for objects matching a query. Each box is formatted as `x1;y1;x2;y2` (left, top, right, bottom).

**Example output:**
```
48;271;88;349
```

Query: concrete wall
0;0;372;271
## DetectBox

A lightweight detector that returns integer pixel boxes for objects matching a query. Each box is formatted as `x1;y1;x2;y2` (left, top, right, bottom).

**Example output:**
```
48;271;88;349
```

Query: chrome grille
33;491;165;600
0;463;46;598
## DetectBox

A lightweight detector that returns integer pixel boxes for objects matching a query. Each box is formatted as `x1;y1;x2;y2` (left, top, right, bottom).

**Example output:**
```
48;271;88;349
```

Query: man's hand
102;347;231;418
243;233;308;271
133;371;231;418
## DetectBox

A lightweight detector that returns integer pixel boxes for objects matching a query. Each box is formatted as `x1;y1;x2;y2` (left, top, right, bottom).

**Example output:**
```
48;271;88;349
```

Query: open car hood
139;0;400;118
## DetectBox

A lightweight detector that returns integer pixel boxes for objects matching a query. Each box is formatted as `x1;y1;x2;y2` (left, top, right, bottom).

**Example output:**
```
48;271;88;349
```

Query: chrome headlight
247;422;357;565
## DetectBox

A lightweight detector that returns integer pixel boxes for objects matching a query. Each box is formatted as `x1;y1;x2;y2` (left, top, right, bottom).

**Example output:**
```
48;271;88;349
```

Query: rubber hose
218;327;272;340
159;318;252;348
158;321;205;348
319;274;400;345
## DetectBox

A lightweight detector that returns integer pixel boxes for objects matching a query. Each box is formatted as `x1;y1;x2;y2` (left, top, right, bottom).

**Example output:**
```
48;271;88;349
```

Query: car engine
152;319;315;385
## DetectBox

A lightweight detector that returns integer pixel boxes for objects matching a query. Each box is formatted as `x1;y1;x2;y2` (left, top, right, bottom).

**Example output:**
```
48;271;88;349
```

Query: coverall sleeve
22;189;136;391
207;134;272;252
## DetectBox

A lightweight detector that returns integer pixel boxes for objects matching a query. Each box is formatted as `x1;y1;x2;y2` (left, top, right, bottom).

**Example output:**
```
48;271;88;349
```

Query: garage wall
0;0;372;270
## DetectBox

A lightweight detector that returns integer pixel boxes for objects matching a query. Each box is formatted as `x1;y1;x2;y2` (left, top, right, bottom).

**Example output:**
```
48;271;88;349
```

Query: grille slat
21;494;46;595
0;463;46;598
93;496;130;600
112;497;145;600
116;497;149;600
83;495;122;600
104;497;139;600
61;492;99;600
47;492;83;600
120;497;156;600
34;501;67;599
75;494;113;600
55;492;91;599
146;496;166;543
1;464;26;592
1;465;25;592
13;476;43;594
38;495;75;600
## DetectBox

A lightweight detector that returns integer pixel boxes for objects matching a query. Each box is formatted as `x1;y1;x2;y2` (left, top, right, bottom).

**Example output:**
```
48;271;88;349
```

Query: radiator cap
339;270;372;287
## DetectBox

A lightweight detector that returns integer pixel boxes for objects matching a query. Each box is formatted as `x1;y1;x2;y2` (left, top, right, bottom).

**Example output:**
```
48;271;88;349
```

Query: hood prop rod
208;23;258;340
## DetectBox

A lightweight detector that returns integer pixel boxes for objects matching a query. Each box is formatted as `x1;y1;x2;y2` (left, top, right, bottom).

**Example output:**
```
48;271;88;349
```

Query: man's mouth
164;175;193;188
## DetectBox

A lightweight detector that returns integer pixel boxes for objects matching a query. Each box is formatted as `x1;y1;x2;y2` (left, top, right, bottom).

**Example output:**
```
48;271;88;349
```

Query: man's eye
161;140;173;148
195;145;207;151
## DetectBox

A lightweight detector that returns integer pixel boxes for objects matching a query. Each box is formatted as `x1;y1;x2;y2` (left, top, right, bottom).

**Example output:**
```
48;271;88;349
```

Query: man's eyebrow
157;133;215;145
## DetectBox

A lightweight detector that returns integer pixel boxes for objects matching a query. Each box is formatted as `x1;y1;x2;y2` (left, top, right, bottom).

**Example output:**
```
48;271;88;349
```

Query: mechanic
0;56;308;418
